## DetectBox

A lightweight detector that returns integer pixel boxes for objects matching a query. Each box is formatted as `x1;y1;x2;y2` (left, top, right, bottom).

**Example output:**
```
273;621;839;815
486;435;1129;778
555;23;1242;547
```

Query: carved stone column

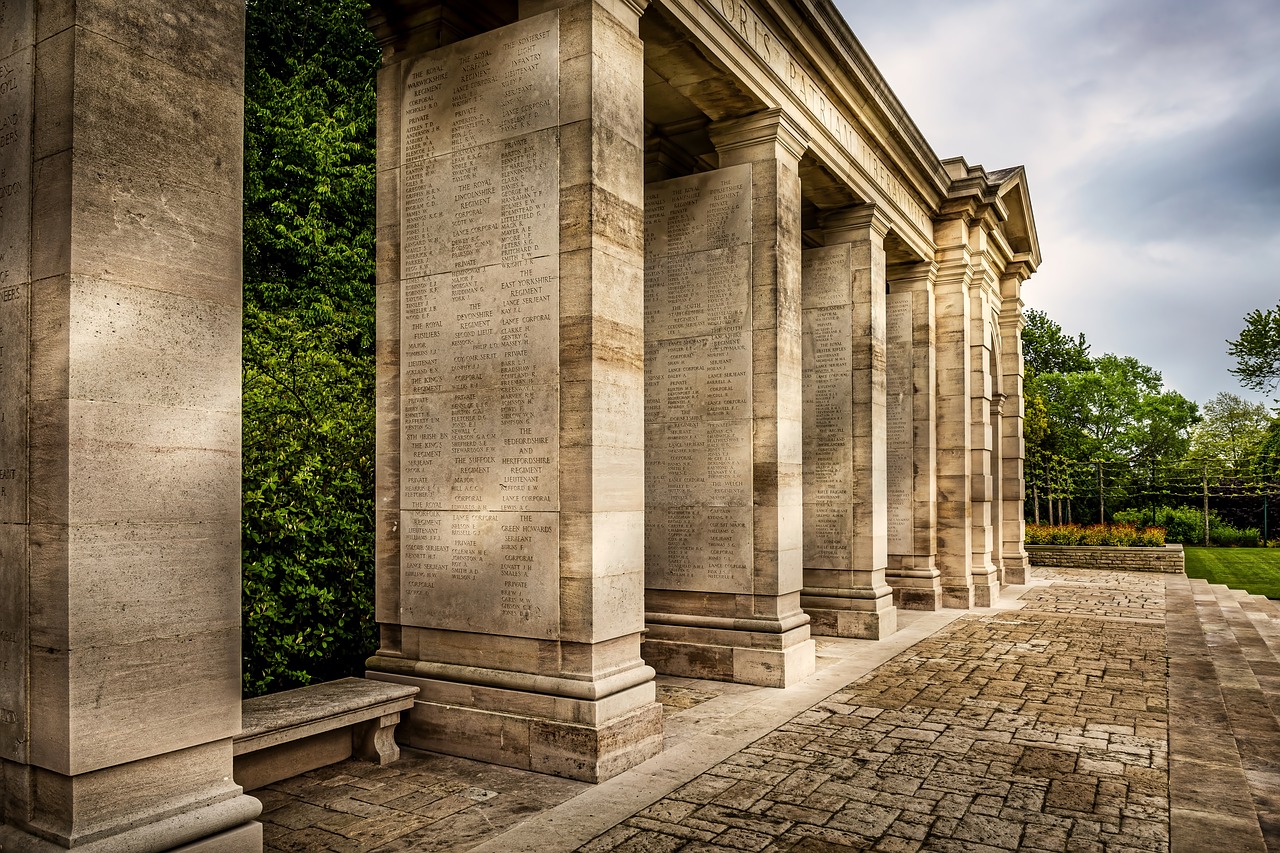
932;216;976;609
641;109;815;688
799;205;897;638
999;262;1033;584
366;0;663;782
967;232;1002;607
885;261;942;610
1;3;262;850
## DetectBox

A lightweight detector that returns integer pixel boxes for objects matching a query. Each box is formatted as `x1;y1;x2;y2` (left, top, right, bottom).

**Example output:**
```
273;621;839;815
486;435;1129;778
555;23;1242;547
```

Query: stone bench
233;677;418;791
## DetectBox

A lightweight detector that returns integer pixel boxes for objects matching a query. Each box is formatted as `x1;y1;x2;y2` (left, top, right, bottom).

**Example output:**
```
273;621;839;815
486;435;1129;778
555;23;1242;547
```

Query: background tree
1021;308;1091;377
1228;302;1280;397
242;0;381;695
1188;392;1272;468
1023;312;1199;524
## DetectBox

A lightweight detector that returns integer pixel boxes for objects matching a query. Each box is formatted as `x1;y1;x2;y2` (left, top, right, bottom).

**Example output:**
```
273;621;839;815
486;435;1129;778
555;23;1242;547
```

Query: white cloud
834;0;1280;404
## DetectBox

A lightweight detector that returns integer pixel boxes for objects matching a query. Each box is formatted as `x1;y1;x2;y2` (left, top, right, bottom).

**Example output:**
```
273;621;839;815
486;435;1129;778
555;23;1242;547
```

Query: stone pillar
932;217;976;609
799;206;897;639
365;0;663;783
999;263;1032;584
967;238;1001;607
641;109;815;688
1;3;262;851
885;262;942;610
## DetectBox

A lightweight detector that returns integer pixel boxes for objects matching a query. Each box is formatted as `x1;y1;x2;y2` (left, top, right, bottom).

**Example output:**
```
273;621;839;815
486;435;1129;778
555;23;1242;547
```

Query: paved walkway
256;567;1271;852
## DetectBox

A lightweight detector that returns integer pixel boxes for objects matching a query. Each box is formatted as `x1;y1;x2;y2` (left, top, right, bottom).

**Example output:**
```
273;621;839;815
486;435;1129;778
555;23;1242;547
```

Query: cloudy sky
833;0;1280;406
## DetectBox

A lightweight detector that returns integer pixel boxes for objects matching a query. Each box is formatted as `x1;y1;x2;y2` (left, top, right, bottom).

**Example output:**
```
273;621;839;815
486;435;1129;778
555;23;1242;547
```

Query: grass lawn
1184;547;1280;599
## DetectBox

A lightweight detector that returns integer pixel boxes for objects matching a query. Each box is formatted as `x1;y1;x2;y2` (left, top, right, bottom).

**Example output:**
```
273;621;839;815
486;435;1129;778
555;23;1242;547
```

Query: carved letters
644;166;754;593
398;14;561;639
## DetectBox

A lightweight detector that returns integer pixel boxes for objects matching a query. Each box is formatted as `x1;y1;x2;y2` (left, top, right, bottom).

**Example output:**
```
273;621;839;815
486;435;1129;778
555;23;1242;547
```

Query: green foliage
1188;392;1272;468
1025;523;1165;547
1256;419;1280;482
1113;505;1260;547
1184;547;1280;599
1025;327;1200;525
1227;302;1280;397
1021;308;1091;378
1114;506;1203;544
241;0;381;696
1033;354;1198;465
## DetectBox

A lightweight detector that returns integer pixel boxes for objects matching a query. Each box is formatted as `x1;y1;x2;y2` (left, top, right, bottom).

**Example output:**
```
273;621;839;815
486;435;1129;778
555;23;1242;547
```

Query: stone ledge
1027;544;1185;573
234;677;418;791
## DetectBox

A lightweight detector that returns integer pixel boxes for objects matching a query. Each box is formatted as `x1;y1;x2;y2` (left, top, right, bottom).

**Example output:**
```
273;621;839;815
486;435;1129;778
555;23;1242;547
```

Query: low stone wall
1026;544;1185;573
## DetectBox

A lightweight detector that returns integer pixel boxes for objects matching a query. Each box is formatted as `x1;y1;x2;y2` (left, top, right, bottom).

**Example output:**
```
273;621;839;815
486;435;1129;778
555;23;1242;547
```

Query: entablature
647;0;943;262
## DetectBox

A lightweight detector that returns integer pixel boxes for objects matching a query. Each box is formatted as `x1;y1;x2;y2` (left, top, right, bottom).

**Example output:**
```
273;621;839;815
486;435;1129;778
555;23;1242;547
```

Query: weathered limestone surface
639;111;815;689
966;221;1002;607
364;0;1041;775
799;207;897;639
0;2;261;851
999;265;1032;585
367;0;663;782
885;262;942;610
932;216;977;609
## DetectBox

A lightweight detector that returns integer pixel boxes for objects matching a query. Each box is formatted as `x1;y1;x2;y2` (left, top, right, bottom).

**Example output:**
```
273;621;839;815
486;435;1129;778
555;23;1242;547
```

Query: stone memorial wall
398;13;562;639
0;5;29;764
643;165;754;593
801;245;855;568
886;292;914;555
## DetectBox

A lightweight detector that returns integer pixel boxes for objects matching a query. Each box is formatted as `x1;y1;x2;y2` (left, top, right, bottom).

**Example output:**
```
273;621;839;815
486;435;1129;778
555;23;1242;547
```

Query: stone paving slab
258;568;1201;853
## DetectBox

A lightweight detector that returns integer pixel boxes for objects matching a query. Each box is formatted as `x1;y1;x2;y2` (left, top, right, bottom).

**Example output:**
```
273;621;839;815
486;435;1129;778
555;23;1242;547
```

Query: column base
886;567;943;611
1001;551;1029;585
0;798;262;853
172;823;263;853
972;568;1001;607
805;606;897;639
942;584;975;609
642;620;816;688
366;666;663;783
801;585;898;639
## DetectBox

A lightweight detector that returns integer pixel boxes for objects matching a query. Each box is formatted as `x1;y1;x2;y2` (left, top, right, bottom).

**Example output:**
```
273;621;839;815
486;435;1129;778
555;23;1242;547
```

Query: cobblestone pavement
258;750;589;852
260;569;1175;853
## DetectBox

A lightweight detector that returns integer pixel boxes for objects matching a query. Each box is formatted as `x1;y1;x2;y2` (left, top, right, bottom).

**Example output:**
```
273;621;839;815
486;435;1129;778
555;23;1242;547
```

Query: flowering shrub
1025;523;1166;547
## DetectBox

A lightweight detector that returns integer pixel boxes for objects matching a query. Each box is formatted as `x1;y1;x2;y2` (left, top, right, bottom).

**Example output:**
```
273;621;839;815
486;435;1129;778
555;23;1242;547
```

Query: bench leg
353;711;402;765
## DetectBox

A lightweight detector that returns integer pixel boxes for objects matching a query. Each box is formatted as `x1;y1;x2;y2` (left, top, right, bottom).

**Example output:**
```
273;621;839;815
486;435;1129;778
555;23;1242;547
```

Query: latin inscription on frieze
801;246;854;568
886;293;913;553
644;166;753;593
398;14;560;638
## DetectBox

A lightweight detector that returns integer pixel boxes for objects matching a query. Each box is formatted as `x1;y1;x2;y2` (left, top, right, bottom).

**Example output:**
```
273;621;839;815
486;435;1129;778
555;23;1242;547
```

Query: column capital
709;108;809;165
617;0;650;19
887;259;938;294
1001;257;1036;284
821;203;891;244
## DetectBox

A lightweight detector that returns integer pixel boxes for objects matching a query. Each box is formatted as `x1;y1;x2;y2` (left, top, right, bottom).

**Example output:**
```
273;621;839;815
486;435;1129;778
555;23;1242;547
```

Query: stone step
1212;585;1280;724
1247;592;1280;621
1236;593;1280;662
1169;577;1268;852
1189;580;1280;851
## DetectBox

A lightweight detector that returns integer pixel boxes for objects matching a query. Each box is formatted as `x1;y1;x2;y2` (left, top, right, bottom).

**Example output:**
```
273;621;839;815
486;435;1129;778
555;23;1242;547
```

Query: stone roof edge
794;0;952;201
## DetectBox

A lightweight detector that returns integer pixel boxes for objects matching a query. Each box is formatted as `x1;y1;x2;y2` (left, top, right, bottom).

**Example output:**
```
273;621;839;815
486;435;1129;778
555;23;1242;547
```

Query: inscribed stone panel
401;511;559;638
801;246;854;569
0;19;30;763
886;292;913;553
644;165;753;593
398;14;560;639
